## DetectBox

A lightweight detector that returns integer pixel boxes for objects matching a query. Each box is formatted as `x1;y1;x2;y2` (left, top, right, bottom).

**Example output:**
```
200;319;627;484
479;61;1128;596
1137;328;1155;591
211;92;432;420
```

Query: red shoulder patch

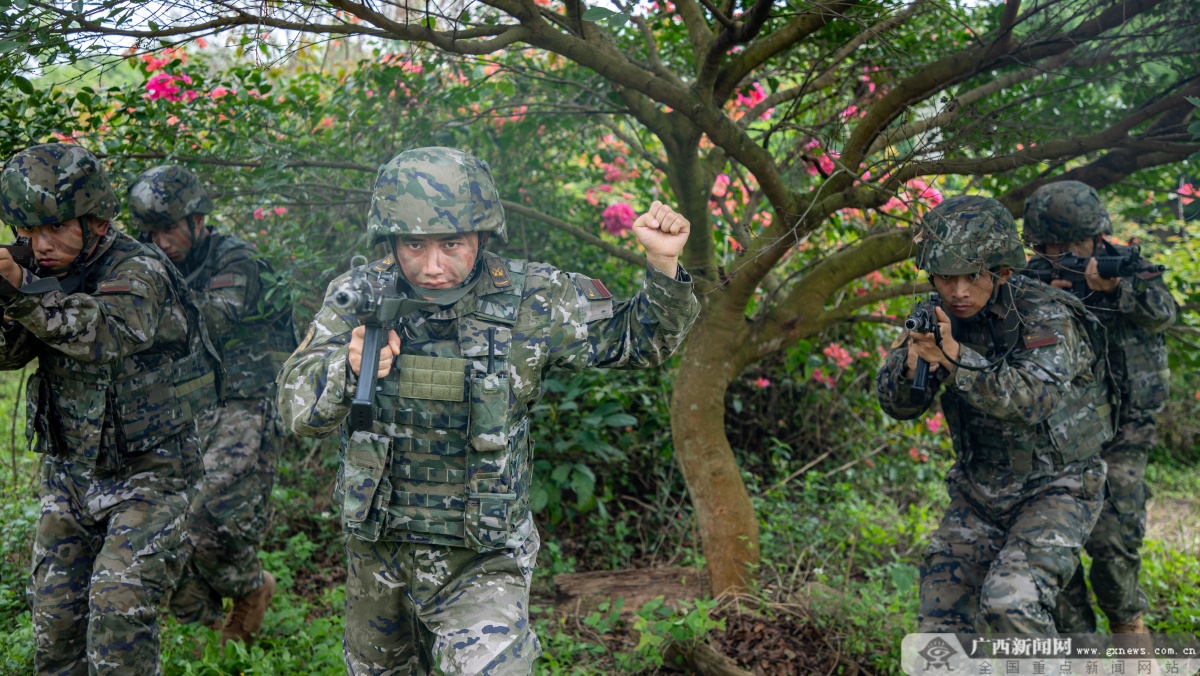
1025;330;1059;349
587;279;612;300
96;281;131;293
209;274;237;289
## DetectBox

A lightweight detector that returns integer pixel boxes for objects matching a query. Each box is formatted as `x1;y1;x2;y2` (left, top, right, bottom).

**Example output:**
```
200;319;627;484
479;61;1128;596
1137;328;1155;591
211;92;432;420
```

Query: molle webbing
395;355;468;401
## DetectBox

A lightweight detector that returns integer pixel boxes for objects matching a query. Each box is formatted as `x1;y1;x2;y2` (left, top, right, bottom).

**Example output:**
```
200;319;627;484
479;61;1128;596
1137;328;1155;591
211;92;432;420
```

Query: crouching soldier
128;165;296;645
278;147;700;674
876;195;1115;635
0;144;217;674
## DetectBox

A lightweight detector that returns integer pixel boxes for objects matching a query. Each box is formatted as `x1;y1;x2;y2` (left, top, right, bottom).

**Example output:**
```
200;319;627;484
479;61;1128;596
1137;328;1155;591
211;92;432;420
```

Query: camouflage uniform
127;165;295;631
876;195;1114;635
277;148;700;674
1023;181;1177;632
1;144;216;675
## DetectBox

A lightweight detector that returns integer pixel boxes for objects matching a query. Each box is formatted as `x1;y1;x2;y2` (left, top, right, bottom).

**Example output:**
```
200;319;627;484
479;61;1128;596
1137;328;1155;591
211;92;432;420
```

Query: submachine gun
1;236;34;270
332;255;436;432
1024;247;1165;298
904;292;942;404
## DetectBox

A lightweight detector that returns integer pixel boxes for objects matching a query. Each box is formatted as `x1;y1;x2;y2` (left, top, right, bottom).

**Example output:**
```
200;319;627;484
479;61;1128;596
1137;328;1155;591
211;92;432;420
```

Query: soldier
1023;181;1177;635
876;195;1114;635
126;165;296;645
0;144;216;674
277;147;700;674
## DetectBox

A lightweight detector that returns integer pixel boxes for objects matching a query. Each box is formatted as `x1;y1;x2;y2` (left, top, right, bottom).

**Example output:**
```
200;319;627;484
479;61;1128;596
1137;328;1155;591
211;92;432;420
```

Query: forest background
0;0;1198;672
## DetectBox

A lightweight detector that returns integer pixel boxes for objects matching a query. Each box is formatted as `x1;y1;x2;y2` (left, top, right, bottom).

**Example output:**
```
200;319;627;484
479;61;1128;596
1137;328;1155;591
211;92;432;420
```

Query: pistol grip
349;325;383;432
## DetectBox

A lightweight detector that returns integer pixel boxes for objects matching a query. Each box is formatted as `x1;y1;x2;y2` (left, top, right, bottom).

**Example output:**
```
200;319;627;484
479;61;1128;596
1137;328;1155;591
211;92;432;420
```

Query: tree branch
502;200;648;267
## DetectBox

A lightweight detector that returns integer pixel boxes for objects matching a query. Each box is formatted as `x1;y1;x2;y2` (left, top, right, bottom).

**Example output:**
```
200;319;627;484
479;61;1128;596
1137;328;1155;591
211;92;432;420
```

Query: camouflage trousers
343;528;542;675
1053;421;1155;632
28;432;202;676
919;462;1105;635
168;398;283;625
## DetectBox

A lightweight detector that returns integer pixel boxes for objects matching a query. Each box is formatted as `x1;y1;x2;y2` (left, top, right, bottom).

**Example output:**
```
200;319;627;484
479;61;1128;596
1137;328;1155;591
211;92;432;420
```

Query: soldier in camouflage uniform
876;195;1114;635
127;165;296;644
277;147;700;674
0;144;217;674
1023;181;1177;635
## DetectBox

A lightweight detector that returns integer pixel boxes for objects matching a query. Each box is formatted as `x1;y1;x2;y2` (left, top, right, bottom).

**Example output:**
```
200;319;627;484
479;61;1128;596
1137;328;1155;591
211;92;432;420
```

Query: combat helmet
0;143;120;229
127;165;214;232
1023;181;1112;245
368;147;507;245
915;195;1026;275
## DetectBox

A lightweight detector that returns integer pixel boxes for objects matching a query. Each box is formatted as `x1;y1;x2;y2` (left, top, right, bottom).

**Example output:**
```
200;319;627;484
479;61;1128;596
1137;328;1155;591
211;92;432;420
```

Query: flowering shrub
602;202;636;235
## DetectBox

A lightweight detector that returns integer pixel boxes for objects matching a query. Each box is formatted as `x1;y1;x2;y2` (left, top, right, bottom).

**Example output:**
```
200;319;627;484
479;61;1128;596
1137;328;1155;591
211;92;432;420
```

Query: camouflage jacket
0;229;212;465
877;277;1113;499
1023;242;1176;423
278;252;700;550
175;228;295;400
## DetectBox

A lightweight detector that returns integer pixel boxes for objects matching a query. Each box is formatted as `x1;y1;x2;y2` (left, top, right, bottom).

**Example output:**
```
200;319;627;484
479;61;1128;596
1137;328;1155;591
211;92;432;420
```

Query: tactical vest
942;278;1115;477
1023;246;1170;421
24;232;221;466
339;252;531;551
185;231;297;400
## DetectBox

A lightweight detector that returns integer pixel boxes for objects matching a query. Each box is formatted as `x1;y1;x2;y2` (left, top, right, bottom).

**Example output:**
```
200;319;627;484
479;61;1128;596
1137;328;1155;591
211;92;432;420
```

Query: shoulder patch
487;257;511;288
1136;271;1162;280
209;273;239;289
372;256;394;272
1024;330;1060;349
890;331;909;349
577;277;612;301
96;280;131;294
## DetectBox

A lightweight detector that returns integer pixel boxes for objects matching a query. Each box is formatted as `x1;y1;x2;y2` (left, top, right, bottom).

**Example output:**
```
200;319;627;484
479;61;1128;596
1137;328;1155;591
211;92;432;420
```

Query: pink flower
1180;183;1197;206
866;270;887;288
926;411;946;434
253;208;265;220
196;37;208;48
603;165;624;183
752;377;771;389
840;105;858;119
597;184;613;193
602;202;636;236
811;367;836;388
818;154;836;175
908;447;929;463
822;342;853;370
210;86;231;99
273;206;288;216
144;72;193;102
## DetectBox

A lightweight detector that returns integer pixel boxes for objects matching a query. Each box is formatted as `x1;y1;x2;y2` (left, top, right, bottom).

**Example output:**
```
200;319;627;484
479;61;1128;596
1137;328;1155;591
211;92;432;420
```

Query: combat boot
221;571;276;645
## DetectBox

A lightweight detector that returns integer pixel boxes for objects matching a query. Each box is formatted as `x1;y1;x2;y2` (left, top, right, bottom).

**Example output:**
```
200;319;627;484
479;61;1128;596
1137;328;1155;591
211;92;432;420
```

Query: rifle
904;292;942;404
332;256;435;432
1024;247;1166;299
1;236;34;270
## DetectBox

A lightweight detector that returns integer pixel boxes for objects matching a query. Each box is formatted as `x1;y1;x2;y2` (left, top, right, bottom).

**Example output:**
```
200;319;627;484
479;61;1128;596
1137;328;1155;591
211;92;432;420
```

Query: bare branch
502;200;648;267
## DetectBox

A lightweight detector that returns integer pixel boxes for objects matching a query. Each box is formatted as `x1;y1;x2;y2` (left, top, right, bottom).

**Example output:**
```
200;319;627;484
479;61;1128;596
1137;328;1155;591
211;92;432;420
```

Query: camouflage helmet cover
915;195;1027;275
127;165;214;231
1;143;120;228
1022;180;1112;244
368;146;507;244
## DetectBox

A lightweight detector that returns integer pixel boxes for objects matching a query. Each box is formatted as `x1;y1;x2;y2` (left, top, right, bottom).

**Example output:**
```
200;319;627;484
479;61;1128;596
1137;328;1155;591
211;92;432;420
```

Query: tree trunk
670;306;759;595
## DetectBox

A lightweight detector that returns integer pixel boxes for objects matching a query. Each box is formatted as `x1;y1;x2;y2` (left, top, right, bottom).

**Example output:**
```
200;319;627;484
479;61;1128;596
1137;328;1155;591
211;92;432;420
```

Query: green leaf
0;41;20;54
72;0;82;14
604;413;637;427
581;7;617;20
12;76;34;96
1186;96;1200;106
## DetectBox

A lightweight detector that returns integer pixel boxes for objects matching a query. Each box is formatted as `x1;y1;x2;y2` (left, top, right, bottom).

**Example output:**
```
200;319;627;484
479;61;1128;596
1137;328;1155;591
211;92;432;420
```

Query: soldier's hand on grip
349;326;401;377
0;248;22;288
1083;257;1120;293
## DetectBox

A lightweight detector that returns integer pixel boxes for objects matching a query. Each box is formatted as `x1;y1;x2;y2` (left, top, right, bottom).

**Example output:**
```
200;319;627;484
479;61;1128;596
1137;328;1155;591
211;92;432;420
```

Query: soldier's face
1038;238;1095;260
394;233;480;289
15;217;110;274
931;268;1012;318
149;215;205;262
